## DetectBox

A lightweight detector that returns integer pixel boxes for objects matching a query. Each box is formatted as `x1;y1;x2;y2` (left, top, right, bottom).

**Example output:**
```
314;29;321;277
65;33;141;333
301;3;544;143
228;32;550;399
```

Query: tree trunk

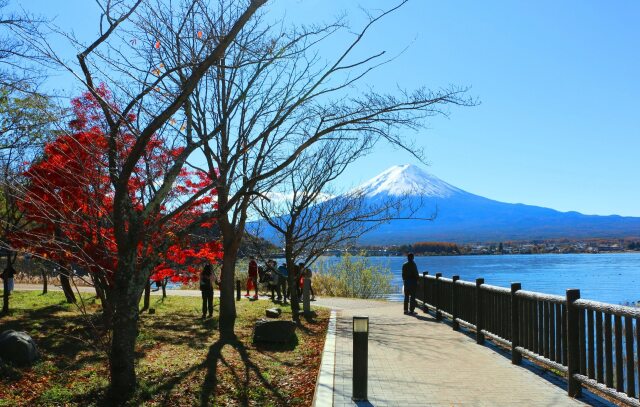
59;269;76;303
161;278;167;299
282;234;301;321
42;268;48;294
95;283;112;327
107;258;147;403
109;290;141;402
2;278;8;314
218;250;237;338
2;252;12;313
95;283;104;304
285;245;300;322
303;277;311;315
141;280;150;312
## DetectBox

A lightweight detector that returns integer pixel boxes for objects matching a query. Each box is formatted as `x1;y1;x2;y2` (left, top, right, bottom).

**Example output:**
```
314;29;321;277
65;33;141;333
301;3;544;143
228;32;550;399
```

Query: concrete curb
312;310;337;407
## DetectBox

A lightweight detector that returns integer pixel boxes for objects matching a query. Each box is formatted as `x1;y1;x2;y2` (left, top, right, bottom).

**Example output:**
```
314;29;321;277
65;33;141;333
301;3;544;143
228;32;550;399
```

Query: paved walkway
12;286;609;405
314;297;601;407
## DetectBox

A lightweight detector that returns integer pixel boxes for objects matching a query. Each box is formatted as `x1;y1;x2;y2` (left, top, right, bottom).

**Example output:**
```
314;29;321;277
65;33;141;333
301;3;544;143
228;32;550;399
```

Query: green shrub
313;253;392;299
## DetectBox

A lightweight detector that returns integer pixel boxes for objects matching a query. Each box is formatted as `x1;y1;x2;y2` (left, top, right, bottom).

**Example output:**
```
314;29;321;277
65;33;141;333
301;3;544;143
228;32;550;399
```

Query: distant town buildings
351;239;637;256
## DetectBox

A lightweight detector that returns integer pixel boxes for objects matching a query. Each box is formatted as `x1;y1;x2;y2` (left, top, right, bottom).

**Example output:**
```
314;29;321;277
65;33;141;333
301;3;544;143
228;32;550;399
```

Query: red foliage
15;86;221;285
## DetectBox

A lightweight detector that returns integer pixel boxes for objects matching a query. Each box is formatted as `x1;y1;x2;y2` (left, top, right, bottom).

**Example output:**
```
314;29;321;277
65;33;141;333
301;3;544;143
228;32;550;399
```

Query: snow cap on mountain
356;164;461;197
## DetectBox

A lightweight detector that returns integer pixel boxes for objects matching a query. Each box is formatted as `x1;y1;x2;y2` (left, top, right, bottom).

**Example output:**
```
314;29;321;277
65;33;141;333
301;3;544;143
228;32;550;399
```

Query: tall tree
0;0;53;313
13;0;266;400
0;87;57;312
13;86;223;398
13;0;471;398
179;1;474;333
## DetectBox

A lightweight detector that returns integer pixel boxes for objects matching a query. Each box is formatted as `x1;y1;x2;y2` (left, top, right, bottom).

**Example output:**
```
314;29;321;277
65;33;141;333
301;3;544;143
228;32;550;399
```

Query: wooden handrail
418;273;640;405
574;299;640;318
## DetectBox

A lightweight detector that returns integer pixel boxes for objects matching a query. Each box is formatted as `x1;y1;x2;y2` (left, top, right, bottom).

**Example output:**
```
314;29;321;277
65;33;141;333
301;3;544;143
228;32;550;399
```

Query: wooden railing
417;272;640;406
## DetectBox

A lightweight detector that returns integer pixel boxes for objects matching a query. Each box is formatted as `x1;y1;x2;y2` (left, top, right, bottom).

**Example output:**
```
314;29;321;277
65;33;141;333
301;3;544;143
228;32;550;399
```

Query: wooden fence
417;272;640;406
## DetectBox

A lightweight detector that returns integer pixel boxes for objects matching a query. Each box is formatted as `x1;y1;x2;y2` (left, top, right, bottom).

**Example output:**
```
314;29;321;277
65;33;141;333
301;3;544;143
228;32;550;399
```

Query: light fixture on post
352;316;369;401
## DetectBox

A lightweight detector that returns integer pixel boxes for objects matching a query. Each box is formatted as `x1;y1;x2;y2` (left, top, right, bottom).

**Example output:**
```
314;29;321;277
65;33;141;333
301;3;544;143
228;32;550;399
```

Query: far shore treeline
346;237;640;256
250;237;640;259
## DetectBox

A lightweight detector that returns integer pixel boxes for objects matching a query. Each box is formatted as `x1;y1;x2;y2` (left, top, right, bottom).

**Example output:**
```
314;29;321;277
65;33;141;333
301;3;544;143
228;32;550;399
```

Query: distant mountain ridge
349;164;640;244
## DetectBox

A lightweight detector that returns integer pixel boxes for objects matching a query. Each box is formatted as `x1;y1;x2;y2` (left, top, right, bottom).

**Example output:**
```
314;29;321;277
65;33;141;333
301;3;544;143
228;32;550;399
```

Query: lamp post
352;316;369;401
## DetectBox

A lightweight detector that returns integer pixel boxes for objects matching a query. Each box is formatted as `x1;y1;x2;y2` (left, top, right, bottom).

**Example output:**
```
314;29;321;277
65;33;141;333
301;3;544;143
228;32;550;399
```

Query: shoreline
319;250;640;258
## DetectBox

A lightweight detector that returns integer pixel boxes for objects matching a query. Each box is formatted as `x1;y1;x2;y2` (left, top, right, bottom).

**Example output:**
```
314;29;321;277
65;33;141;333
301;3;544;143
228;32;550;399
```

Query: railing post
511;282;522;365
452;275;460;330
476;278;485;344
435;273;442;321
422;272;428;313
566;288;582;398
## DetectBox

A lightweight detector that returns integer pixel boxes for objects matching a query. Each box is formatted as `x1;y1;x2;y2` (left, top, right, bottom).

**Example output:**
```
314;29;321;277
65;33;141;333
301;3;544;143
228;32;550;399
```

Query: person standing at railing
402;253;419;315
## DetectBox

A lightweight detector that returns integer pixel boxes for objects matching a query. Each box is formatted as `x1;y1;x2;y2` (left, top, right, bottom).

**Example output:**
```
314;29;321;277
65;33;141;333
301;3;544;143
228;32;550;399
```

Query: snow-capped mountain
249;164;640;245
355;164;461;198
351;164;640;244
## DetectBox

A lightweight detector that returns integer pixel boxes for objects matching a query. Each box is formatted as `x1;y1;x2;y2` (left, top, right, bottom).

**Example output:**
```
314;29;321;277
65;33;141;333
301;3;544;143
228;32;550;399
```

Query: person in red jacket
246;256;259;299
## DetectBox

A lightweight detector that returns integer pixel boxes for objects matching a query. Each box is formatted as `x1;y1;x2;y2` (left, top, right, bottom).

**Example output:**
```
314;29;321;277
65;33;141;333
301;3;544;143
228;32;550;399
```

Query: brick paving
314;297;604;407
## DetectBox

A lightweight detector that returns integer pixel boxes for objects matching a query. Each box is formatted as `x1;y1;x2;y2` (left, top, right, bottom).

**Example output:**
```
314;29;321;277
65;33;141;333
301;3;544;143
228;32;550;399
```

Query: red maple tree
14;85;222;291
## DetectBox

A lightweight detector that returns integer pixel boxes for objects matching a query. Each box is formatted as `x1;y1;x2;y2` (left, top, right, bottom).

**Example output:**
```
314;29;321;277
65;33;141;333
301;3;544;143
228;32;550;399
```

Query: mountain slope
250;164;640;245
352;164;640;244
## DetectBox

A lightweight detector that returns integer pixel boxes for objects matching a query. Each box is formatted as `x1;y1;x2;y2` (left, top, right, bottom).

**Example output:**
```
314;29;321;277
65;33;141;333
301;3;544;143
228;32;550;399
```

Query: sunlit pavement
312;297;607;407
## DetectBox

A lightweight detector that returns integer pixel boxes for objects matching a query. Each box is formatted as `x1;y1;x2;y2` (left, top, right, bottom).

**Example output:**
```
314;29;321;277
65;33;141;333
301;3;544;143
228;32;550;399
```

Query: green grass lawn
0;290;329;406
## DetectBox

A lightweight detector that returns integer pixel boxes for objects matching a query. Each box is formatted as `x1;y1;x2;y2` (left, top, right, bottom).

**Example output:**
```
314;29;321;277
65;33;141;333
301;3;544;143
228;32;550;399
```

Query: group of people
197;256;316;319
245;256;315;302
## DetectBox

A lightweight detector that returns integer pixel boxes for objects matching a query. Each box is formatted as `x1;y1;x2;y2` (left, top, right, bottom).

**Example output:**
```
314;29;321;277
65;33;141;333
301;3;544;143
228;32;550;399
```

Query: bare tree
0;0;44;92
0;0;57;313
13;0;267;400
180;1;473;332
10;0;471;399
0;88;57;313
249;138;425;315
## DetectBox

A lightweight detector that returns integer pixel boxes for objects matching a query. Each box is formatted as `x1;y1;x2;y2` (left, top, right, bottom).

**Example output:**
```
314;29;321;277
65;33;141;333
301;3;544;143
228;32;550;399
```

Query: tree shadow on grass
296;314;322;334
255;313;326;366
138;313;217;351
200;334;290;407
0;304;103;367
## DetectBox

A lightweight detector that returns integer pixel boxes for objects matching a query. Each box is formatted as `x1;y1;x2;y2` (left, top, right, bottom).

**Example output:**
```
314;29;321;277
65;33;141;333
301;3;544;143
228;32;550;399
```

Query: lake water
321;253;640;305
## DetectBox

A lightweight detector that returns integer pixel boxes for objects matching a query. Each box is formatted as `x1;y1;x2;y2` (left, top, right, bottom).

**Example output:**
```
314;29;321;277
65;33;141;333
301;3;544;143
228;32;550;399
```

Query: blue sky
18;0;640;216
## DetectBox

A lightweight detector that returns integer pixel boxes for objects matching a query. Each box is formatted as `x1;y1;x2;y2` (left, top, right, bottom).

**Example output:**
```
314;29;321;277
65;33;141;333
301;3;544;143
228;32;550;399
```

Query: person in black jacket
199;264;216;319
401;253;419;315
1;264;15;295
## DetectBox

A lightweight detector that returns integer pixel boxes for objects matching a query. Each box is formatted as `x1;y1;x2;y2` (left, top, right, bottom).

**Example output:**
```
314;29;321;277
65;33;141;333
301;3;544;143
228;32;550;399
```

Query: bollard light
353;316;368;333
352;316;369;401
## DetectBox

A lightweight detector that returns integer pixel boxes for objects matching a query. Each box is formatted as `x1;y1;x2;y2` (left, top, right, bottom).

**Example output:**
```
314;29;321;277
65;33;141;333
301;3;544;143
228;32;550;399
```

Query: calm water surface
322;253;640;305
